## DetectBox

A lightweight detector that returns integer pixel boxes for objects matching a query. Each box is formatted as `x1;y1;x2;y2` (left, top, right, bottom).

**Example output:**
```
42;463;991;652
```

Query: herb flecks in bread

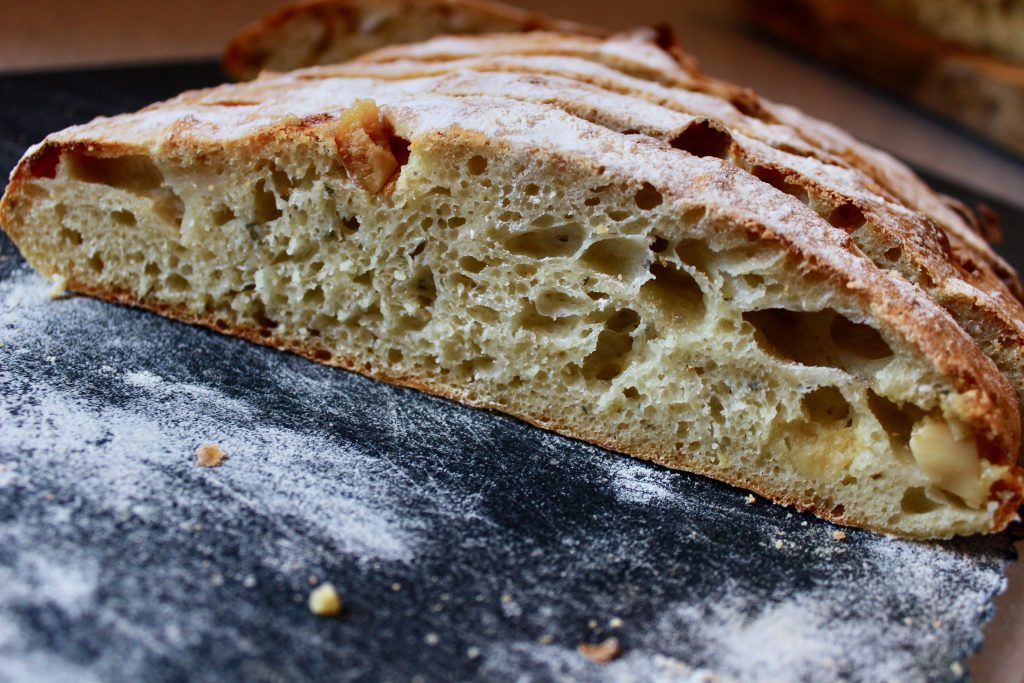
2;31;1022;539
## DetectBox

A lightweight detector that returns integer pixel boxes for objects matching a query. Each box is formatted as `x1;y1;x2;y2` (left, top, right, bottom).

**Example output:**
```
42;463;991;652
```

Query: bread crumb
391;582;402;591
833;531;847;541
539;633;554;644
466;646;481;659
774;539;784;550
424;632;440;646
577;637;621;664
609;617;624;628
950;661;964;676
744;494;756;505
308;582;343;616
501;593;513;604
195;443;226;467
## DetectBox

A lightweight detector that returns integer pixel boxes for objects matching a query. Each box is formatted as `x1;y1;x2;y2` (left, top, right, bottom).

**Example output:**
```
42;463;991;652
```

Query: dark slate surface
0;62;1020;683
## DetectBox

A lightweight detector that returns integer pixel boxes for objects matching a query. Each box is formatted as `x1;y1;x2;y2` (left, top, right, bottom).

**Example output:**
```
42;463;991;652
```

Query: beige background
1;1;1023;681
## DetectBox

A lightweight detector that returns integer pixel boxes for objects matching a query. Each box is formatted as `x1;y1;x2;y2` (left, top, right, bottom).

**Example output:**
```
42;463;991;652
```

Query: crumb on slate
744;494;756;505
833;531;846;541
308;582;343;616
578;637;621;664
195;443;226;467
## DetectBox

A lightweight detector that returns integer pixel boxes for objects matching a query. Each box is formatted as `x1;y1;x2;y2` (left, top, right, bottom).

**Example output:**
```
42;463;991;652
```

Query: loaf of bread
3;30;1023;538
222;0;605;80
733;0;1024;157
872;0;1024;64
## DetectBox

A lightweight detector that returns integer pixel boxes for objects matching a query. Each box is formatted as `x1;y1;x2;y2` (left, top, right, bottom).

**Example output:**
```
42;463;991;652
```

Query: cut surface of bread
3;31;1024;538
222;0;605;80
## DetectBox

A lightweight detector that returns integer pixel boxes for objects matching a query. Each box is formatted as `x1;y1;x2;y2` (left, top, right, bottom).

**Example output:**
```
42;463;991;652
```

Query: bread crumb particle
833;531;846;541
466;646;481;659
539;633;554;644
609;617;624;629
424;632;440;646
501;593;513;604
774;539;784;550
744;494;756;505
48;276;67;299
195;443;226;467
391;582;402;591
950;662;964;676
578;637;621;664
308;582;343;616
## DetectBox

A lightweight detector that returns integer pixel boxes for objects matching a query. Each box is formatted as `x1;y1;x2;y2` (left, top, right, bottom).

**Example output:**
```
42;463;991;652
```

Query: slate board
0;62;1020;683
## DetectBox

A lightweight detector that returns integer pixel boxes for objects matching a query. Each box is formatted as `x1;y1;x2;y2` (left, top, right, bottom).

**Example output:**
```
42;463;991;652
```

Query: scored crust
3;30;1024;537
222;0;607;80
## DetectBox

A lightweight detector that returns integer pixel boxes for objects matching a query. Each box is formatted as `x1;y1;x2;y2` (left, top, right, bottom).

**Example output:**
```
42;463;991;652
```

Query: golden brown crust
222;0;606;80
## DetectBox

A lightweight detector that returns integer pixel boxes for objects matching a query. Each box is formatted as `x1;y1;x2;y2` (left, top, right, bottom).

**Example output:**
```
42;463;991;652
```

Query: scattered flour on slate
0;266;1015;683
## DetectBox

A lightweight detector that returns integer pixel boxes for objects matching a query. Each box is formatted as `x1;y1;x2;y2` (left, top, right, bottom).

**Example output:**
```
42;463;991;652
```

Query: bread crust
222;0;607;80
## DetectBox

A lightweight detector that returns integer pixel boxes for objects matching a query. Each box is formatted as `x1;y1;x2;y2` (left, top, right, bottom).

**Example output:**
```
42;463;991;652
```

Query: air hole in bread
505;223;584;258
302;286;325;306
112;210;137;227
153;188;185;228
606;308;641;333
867;391;926;450
534;289;590;318
802;386;851;426
409;266;437;307
516;300;580;333
253;179;282;224
752;166;808;204
582;312;638;381
467;155;488;176
166;273;190;292
650;236;670;253
59;227;83;246
634;183;663;210
581;237;650;280
884;246;902;262
86;253;104;273
28;145;61;179
829;315;893;360
212;205;236;226
66;153;164;194
744;308;875;370
271;167;293;199
670;120;732;159
828;202;866;231
459;256;486;274
901;486;940;514
641;262;705;322
250;299;279;331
